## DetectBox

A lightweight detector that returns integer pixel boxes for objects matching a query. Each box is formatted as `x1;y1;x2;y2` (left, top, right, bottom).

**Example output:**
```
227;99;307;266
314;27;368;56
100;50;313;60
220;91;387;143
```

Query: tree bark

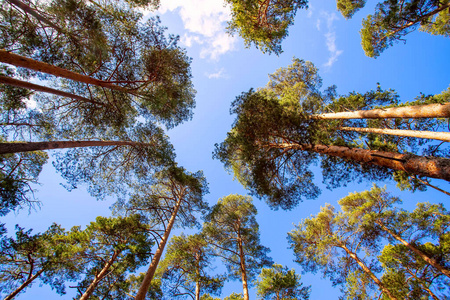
0;75;100;104
0;50;132;94
195;251;201;300
0;140;148;155
311;102;450;119
237;232;249;300
79;250;120;300
339;243;398;300
376;220;450;279
267;142;450;181
338;126;450;142
134;190;185;300
4;269;44;300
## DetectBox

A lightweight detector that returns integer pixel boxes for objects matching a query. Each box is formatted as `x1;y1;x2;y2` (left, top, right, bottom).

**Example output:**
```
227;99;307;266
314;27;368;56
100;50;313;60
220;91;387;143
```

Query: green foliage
224;292;245;300
157;233;224;299
0;224;79;297
225;0;308;54
66;215;154;299
360;0;450;57
256;263;311;299
127;272;163;299
0;150;48;216
203;194;273;284
336;0;366;18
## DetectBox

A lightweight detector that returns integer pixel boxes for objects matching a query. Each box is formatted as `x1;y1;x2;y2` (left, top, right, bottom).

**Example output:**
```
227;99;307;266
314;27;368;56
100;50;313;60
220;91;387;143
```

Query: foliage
225;0;308;54
157;233;224;299
359;0;450;57
203;194;273;284
288;185;450;299
255;263;310;299
0;224;80;298
66;215;154;299
224;292;245;300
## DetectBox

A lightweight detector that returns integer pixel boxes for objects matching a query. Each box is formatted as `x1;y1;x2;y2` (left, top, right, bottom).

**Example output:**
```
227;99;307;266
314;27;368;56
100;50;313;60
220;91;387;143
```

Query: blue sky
3;0;450;299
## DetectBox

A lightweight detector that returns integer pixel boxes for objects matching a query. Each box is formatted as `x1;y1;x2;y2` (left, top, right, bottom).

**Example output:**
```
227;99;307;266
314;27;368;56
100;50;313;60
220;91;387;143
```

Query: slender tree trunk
375;220;450;279
195;251;201;300
0;140;148;155
0;50;133;94
79;250;120;300
267;142;450;181
339;243;398;300
135;191;185;300
338;127;450;143
4;269;44;300
237;233;249;300
0;75;100;104
311;102;450;119
6;0;65;33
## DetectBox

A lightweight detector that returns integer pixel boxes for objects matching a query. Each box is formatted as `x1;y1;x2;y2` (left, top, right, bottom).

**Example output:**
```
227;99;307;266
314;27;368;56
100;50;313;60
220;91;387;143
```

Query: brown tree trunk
79;250;120;300
134;191;185;300
237;232;249;300
4;269;44;300
338;127;450;143
0;50;132;94
339;244;398;300
376;220;450;279
311;102;450;119
0;140;148;155
0;75;101;104
267;142;450;181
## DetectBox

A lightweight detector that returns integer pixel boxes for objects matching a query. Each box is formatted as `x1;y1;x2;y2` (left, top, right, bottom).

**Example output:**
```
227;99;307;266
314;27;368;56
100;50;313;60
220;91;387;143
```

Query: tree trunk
0;50;132;94
0;140;148;155
237;232;249;300
4;269;44;300
79;250;120;300
338;127;450;143
376;220;450;279
0;75;100;104
6;0;65;33
311;102;450;119
134;191;185;300
339;243;398;300
267;142;450;181
195;251;201;300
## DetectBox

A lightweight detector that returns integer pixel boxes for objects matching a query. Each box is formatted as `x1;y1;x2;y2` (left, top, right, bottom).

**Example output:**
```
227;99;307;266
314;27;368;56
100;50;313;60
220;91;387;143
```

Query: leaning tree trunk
0;140;149;155
134;190;185;300
376;220;450;279
338;127;450;142
237;231;249;300
0;75;102;104
311;102;450;119
267;142;450;181
79;250;120;300
339;243;398;300
195;251;201;300
4;269;44;300
0;50;132;94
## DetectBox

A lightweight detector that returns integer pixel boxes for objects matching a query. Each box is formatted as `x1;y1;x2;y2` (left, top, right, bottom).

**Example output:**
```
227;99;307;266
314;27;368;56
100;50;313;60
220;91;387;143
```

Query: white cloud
206;68;227;79
319;12;343;69
316;19;321;31
157;0;237;60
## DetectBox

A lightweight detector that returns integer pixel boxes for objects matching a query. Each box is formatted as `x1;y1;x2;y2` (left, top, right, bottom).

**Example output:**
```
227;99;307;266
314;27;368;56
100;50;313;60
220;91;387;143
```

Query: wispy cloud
319;12;343;69
157;0;236;60
205;68;227;79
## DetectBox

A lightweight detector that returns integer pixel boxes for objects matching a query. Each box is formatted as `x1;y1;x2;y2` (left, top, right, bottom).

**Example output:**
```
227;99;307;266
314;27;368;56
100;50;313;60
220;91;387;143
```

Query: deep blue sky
3;0;450;299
